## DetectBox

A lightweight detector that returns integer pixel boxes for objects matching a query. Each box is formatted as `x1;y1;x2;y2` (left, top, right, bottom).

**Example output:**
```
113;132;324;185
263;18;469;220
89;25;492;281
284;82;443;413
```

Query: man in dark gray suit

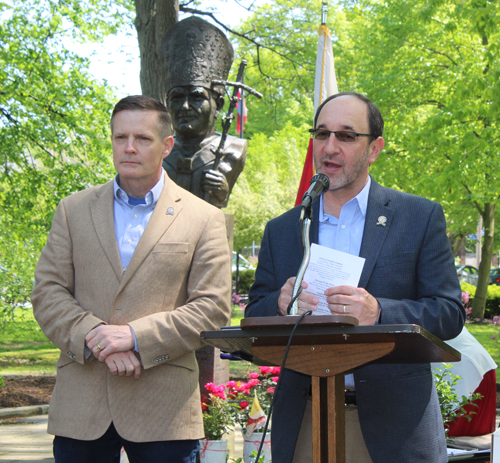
245;92;465;463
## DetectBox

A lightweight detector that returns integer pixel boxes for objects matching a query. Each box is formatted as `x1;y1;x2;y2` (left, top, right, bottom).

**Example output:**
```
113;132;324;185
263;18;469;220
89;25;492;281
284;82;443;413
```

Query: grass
465;322;500;377
0;308;58;375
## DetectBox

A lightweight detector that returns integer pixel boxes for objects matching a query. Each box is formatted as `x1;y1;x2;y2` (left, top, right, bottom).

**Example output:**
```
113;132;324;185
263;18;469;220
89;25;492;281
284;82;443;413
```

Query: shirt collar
319;176;371;223
113;170;165;207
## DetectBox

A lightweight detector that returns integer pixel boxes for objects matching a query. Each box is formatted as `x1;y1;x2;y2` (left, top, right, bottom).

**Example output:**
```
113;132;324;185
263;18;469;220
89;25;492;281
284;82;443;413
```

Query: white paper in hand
303;243;365;315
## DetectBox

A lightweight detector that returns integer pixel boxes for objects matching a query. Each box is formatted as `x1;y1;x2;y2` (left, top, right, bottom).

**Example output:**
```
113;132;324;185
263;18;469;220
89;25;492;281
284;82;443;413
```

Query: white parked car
456;264;479;286
232;251;255;272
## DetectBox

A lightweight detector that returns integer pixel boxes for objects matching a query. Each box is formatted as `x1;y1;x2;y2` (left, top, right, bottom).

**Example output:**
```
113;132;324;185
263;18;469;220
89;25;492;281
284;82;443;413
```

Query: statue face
167;86;223;141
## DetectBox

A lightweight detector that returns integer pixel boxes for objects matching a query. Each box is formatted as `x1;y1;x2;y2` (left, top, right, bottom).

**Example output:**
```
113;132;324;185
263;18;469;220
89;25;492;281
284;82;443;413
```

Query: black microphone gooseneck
290;174;330;315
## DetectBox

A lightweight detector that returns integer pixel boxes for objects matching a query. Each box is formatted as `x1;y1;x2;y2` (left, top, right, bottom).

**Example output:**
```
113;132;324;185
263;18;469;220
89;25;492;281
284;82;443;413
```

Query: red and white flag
236;90;247;135
295;24;338;206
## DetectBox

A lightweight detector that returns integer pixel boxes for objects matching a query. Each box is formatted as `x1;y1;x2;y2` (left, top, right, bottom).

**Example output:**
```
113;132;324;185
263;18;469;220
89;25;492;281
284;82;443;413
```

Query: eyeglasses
309;128;373;143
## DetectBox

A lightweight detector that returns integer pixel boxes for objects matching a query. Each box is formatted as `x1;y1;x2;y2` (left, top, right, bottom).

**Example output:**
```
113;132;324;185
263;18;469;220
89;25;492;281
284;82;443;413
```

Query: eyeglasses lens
314;130;357;142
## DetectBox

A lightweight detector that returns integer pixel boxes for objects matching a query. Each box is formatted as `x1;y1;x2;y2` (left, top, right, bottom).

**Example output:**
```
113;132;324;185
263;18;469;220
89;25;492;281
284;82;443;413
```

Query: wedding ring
343;305;346;313
96;344;102;351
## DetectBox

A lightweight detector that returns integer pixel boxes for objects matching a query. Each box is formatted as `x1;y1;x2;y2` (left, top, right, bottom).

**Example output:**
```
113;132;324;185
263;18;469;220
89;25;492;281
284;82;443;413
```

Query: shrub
201;383;237;440
460;281;500;318
233;269;256;295
433;364;482;437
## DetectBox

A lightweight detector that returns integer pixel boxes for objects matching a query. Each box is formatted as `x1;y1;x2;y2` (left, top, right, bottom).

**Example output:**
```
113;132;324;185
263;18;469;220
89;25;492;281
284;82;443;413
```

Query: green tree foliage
338;0;500;317
226;121;309;250
228;0;329;138
0;0;131;322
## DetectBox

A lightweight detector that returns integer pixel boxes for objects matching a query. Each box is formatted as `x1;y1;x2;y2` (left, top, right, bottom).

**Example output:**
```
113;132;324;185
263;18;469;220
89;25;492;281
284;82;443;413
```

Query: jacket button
302;388;308;397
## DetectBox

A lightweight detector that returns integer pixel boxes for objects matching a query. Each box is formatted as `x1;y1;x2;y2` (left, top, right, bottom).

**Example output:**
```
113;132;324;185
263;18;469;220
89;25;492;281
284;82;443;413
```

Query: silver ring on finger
343;305;346;313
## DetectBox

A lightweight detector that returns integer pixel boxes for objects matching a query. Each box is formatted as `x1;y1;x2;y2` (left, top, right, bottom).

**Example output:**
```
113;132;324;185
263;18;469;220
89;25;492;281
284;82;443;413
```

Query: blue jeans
53;423;200;463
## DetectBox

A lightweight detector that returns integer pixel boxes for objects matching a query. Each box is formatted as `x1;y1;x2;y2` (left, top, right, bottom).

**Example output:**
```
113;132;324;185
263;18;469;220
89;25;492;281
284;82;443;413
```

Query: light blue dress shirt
113;171;165;272
318;176;370;255
318;176;371;388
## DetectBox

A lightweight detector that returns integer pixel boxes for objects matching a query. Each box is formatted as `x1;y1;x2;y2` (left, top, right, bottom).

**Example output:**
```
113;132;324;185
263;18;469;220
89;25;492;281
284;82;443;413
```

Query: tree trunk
134;0;179;103
471;203;496;318
448;233;466;257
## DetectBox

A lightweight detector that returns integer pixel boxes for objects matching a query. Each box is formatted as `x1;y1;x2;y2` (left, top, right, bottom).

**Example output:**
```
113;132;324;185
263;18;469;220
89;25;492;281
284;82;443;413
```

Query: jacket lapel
116;177;183;294
90;181;123;281
358;180;394;288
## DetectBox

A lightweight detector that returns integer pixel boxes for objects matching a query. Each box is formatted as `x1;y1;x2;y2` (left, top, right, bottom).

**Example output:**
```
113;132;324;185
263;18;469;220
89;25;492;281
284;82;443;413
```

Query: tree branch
178;6;305;69
0;107;19;124
462;182;483;216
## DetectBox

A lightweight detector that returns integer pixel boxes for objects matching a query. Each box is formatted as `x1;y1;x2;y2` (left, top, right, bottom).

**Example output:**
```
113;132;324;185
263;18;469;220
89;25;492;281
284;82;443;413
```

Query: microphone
301;173;330;209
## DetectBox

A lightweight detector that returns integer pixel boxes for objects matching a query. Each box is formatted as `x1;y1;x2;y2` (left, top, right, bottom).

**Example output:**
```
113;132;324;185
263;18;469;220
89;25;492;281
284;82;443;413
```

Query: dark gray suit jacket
245;179;465;463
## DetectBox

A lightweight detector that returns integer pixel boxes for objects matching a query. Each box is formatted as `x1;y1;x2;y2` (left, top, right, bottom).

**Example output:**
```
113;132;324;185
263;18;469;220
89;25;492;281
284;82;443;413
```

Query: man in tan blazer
31;95;231;463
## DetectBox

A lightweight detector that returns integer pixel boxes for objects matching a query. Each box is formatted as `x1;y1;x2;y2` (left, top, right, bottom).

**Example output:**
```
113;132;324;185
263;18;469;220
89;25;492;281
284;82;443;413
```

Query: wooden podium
201;316;461;463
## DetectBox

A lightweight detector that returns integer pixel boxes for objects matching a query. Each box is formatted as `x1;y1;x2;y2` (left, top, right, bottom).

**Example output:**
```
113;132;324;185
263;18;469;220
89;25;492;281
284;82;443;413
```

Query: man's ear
368;137;385;165
162;136;175;160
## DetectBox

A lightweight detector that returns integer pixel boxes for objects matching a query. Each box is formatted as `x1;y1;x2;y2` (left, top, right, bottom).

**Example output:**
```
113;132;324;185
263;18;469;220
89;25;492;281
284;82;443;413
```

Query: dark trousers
53;423;200;463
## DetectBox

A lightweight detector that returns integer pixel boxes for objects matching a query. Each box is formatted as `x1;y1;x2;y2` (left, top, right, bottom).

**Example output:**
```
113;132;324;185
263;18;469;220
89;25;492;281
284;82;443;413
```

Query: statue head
162;16;234;142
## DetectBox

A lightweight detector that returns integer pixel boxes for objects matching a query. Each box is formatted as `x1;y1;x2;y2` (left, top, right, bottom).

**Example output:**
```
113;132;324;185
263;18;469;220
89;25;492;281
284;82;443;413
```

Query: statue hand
202;169;229;201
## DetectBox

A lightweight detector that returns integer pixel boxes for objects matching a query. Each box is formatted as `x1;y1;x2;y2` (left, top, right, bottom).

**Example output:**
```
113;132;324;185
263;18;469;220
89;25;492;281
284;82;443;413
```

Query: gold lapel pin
376;216;387;226
166;207;174;216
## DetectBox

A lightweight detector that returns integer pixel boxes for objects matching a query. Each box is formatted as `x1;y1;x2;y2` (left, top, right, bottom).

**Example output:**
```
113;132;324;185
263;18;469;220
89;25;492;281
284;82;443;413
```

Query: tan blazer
31;174;231;442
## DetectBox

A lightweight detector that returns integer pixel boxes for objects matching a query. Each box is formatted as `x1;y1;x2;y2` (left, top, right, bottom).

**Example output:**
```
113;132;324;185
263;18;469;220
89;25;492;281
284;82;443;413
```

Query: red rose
239;400;250;410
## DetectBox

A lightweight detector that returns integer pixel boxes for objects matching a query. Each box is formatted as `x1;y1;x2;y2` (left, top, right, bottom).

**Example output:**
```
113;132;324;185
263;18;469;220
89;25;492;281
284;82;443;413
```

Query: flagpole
240;86;245;139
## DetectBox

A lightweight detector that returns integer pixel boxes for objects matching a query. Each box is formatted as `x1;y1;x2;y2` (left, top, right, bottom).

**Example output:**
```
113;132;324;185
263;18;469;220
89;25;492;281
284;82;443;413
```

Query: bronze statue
161;16;247;208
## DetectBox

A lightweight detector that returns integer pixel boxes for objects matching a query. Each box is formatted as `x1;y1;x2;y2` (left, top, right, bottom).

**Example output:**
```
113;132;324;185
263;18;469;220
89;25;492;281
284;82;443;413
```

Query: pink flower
461;291;470;305
267;387;275;394
235;382;248;393
239;400;250;410
271;367;281;375
259;366;272;374
205;382;216;393
226;381;238;388
247;379;260;388
249;372;260;379
271;376;280;382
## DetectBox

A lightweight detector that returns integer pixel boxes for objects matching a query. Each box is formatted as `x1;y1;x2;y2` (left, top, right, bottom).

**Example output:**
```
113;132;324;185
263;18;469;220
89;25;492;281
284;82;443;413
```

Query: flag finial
321;1;328;25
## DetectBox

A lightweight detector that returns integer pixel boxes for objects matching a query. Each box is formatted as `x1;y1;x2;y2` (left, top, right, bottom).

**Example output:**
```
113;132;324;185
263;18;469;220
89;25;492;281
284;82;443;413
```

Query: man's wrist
128;324;139;352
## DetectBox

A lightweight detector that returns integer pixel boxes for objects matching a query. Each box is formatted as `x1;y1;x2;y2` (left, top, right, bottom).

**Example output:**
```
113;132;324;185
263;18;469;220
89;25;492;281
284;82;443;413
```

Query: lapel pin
166;207;174;216
376;216;387;226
